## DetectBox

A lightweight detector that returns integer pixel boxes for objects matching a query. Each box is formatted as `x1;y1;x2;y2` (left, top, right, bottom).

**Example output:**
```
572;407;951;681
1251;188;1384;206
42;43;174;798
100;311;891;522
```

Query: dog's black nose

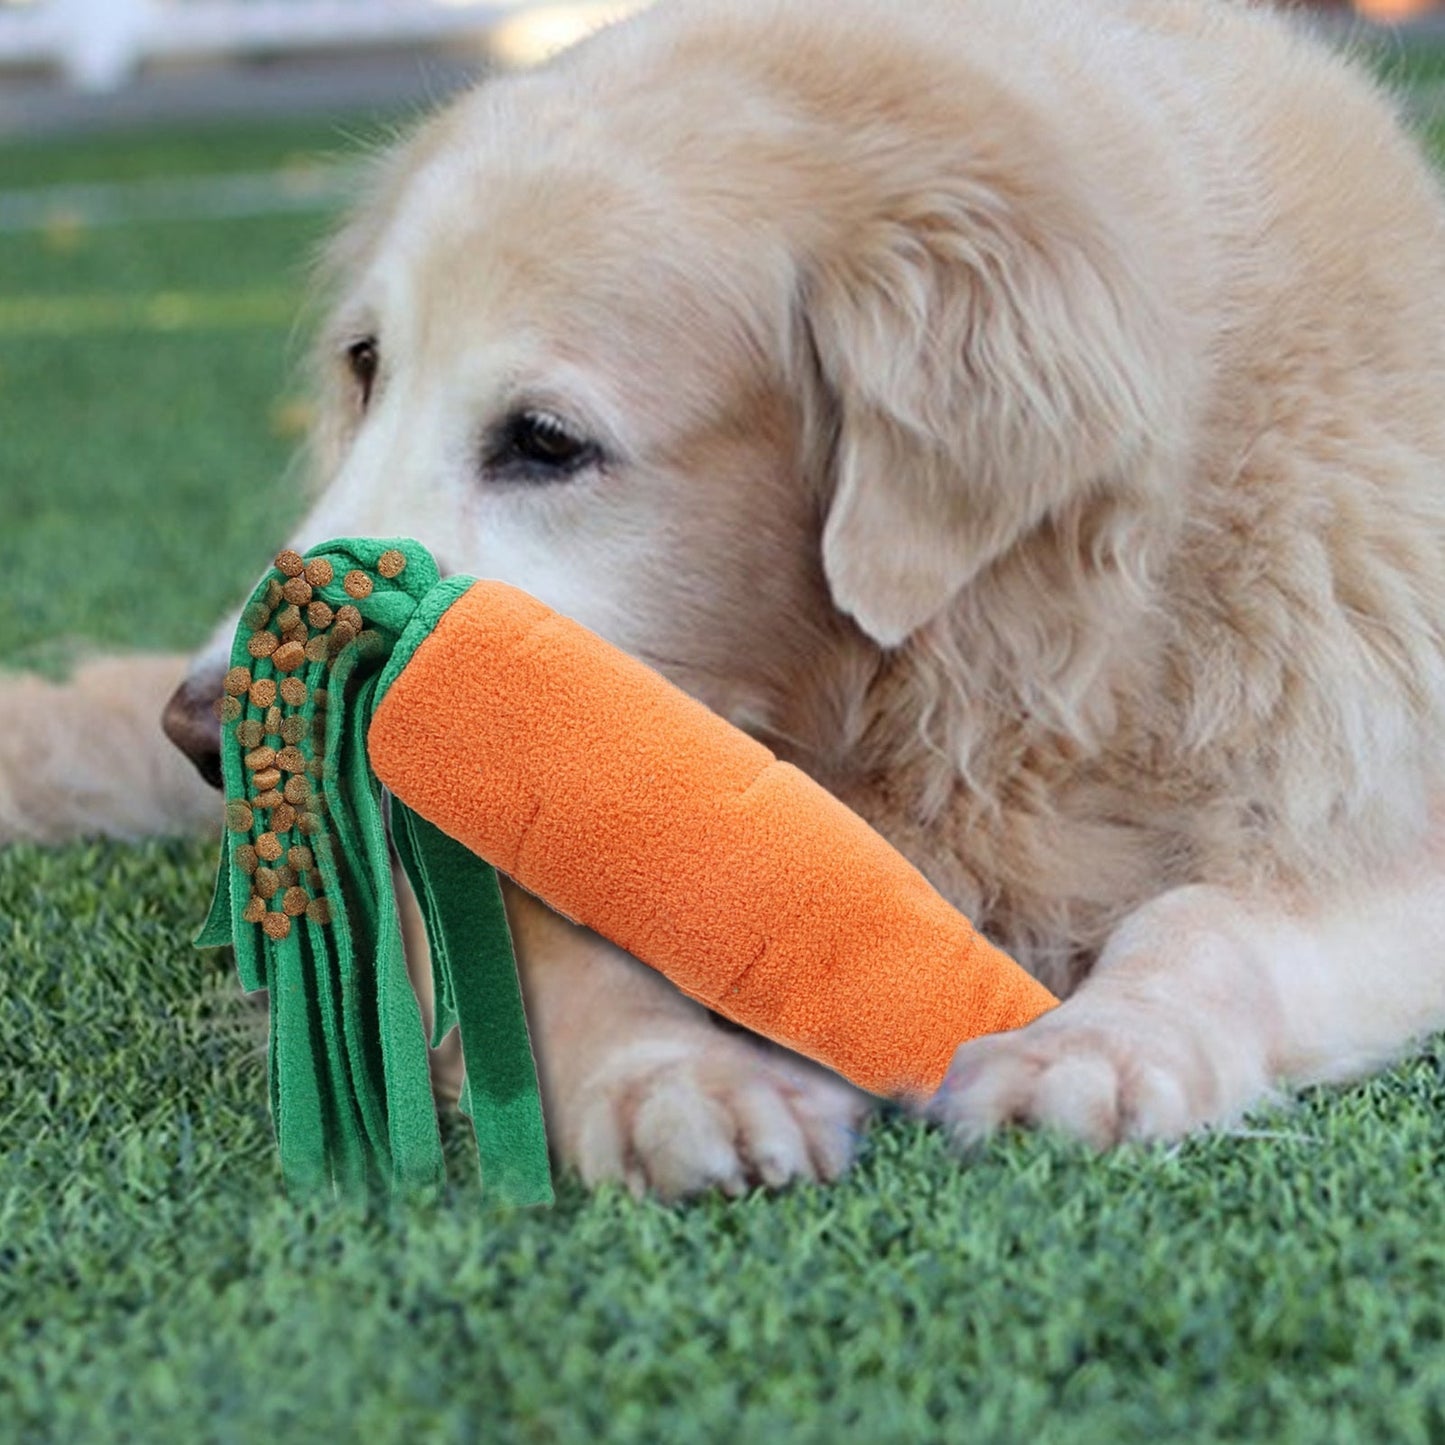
161;675;224;789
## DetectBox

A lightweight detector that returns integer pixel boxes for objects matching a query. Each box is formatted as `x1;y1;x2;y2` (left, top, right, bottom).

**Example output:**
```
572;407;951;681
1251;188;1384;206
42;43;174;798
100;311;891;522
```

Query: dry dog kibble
283;775;311;806
273;641;307;673
303;634;330;664
275;746;307;774
250;678;277;709
275;550;305;578
256;832;284;862
297;811;321;836
282;577;313;606
254;867;280;900
236;720;264;749
244;746;277;772
225;801;254;833
303;558;333;587
280;716;308;745
247;631;278;659
235;844;259;875
306;601;334;630
275;865;299;889
252;767;282;791
280;678;307;707
276;605;301;634
271;802;298;832
262;912;292;941
242;896;267;924
254;788;286;811
335;605;362;632
243;600;272;631
282;887;310;917
343;570;373;599
224;667;253;696
265;705;283;734
329;622;357;655
377;549;407;579
288;845;315;871
214;696;243;723
306;896;332;926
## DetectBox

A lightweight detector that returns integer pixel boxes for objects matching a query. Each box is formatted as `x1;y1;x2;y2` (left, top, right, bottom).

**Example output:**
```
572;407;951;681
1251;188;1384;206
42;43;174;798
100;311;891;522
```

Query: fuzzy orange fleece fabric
367;581;1057;1098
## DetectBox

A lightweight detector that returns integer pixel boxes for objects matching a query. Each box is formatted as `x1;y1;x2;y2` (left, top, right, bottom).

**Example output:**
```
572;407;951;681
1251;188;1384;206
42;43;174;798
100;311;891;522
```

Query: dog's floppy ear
802;150;1184;647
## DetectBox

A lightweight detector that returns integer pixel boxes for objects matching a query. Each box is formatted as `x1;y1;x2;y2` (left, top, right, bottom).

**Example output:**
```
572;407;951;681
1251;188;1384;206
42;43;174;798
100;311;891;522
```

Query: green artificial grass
4;86;1445;1445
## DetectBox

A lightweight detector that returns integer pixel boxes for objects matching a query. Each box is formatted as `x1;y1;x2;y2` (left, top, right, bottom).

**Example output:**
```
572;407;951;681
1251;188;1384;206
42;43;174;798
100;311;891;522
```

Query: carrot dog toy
198;539;1057;1203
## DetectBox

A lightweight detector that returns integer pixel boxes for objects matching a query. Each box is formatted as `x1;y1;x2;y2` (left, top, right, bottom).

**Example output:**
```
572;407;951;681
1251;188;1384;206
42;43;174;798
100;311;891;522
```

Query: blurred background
0;0;1442;678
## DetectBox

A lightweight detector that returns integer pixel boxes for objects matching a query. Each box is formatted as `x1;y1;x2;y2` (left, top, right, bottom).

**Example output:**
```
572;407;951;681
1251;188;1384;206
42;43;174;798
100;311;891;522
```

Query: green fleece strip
196;538;552;1207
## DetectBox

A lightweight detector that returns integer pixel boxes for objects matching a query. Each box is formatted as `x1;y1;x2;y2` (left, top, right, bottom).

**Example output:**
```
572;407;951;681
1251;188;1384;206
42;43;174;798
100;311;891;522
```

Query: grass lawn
4;78;1445;1445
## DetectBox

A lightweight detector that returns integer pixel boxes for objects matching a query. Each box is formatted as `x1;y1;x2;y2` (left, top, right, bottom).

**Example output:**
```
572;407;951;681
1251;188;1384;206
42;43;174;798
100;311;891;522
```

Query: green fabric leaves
196;538;552;1208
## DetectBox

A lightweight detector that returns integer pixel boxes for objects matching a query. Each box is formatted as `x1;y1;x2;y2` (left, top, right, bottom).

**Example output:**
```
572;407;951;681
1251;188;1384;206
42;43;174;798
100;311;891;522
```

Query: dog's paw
562;1033;868;1200
926;998;1256;1149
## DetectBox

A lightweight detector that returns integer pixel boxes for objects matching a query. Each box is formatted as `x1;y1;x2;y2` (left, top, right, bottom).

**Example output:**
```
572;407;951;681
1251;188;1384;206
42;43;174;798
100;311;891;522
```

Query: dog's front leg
928;864;1445;1147
399;868;868;1199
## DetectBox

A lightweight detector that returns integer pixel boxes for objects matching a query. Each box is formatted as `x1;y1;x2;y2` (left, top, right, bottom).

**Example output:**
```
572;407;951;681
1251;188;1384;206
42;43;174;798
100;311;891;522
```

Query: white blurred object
0;0;610;93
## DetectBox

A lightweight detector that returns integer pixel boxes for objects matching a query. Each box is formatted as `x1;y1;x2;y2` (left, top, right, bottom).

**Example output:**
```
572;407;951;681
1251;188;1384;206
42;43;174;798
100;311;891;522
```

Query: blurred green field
3;65;1445;1445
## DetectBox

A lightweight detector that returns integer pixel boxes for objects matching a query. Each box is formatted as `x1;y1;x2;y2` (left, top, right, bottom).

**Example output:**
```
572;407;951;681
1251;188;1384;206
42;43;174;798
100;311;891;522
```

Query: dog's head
167;1;1194;787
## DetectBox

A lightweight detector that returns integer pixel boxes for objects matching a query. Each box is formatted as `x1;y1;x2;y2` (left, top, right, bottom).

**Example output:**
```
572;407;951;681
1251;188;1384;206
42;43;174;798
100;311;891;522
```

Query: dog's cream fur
8;0;1445;1196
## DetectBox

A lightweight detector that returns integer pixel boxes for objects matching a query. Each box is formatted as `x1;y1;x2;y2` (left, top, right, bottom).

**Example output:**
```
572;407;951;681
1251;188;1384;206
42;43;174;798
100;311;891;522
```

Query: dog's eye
488;409;599;478
346;337;379;408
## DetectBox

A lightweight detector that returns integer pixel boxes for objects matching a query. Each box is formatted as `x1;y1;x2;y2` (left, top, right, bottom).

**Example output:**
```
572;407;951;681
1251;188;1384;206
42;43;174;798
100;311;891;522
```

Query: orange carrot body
368;581;1056;1097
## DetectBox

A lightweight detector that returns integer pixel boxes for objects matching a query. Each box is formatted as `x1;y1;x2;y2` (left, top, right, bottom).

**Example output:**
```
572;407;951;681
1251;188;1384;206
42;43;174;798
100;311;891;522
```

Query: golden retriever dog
8;0;1445;1199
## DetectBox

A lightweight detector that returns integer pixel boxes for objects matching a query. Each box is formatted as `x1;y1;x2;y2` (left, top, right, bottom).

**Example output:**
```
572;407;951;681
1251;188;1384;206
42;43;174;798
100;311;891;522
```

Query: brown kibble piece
254;789;285;811
243;600;272;631
224;666;252;696
225;802;254;833
304;557;333;587
247;631;278;659
256;832;284;862
275;549;305;578
282;887;309;917
236;720;264;749
271;802;298;832
280;678;307;707
254;867;280;900
265;578;285;606
252;767;282;791
280;717;308;746
335;604;362;632
214;696;242;724
283;776;311;806
275;865;299;889
265;706;283;734
235;844;259;875
244;746;276;772
282;577;313;606
306;601;334;630
288;846;315;871
273;641;306;673
329;622;357;654
249;678;276;709
306;897;333;926
297;812;321;836
343;570;373;599
275;605;301;634
377;549;407;578
242;896;267;925
303;634;330;664
307;757;325;779
275;747;307;774
262;912;292;941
